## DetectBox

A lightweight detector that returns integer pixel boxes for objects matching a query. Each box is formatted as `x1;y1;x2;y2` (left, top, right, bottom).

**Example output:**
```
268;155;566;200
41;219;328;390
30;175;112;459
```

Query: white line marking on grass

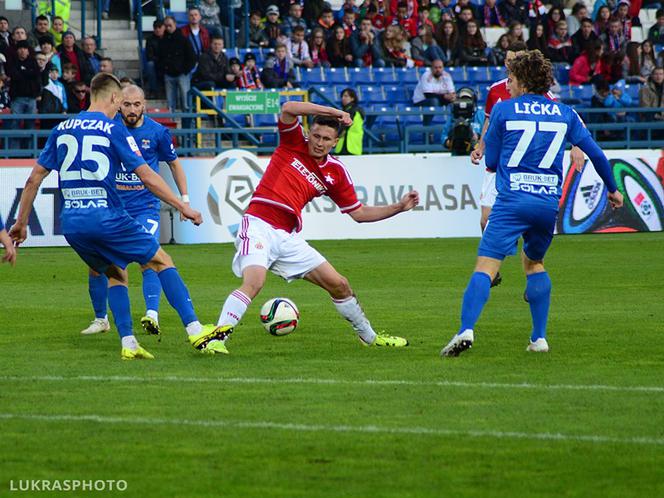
0;412;662;447
1;375;663;394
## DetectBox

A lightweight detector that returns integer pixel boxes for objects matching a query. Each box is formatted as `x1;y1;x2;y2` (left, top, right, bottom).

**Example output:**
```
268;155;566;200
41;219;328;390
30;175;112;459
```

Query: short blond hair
90;72;122;101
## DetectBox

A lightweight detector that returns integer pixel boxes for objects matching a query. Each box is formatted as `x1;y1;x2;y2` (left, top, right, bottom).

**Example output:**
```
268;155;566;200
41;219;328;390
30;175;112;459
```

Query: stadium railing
1;107;663;159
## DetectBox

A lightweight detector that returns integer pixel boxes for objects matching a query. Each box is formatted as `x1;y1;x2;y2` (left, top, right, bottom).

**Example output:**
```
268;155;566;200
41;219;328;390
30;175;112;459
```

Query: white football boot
80;317;111;335
441;329;474;357
526;338;549;352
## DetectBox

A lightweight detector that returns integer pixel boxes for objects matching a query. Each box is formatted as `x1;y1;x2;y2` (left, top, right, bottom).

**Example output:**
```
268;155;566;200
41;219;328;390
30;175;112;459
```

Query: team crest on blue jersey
141;139;151;150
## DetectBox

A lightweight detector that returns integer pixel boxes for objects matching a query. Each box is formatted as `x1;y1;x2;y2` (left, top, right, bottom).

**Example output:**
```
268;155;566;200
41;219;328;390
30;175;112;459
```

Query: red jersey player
470;42;585;287
215;101;420;351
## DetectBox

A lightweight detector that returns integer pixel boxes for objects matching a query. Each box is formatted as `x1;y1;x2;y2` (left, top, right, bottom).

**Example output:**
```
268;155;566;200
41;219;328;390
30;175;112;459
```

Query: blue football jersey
37;111;147;234
115;116;177;214
484;94;590;204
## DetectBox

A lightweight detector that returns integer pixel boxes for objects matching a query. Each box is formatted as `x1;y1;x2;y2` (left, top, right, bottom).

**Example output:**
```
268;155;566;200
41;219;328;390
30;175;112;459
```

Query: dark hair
581;17;593;26
506;50;554;94
321;7;333;16
90;72;122;97
340;87;358;106
62;63;76;73
187;7;200;14
587;39;603;64
625;41;641;76
593;77;609;92
657;8;664;18
38;35;55;46
35;15;49;23
211;35;224;42
153;20;164;28
293;25;305;34
312;115;341;135
508;40;527;52
571;3;586;16
100;56;113;63
0;16;8;23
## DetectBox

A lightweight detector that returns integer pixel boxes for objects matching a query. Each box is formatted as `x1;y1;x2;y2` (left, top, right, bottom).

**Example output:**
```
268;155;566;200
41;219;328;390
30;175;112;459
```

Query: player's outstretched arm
167;159;190;221
280;101;352;127
134;165;203;225
8;164;51;245
349;191;419;223
575;136;623;209
0;229;16;266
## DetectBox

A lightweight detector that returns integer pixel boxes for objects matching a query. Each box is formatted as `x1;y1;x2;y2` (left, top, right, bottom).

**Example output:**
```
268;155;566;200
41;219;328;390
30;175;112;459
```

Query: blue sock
89;273;109;319
525;272;552;342
142;268;162;314
108;285;133;339
158;267;197;326
459;272;492;333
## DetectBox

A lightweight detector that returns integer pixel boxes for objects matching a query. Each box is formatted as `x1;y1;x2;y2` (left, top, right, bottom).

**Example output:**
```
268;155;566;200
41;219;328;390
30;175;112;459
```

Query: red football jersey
484;78;556;118
246;119;362;232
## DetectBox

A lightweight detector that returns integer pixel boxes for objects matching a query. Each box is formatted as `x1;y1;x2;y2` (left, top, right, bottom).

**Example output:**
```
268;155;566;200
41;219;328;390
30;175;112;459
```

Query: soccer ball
260;298;300;336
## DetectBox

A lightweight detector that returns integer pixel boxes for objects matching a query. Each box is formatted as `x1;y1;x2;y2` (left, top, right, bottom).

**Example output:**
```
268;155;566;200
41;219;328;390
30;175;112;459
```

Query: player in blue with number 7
441;50;624;357
9;73;227;360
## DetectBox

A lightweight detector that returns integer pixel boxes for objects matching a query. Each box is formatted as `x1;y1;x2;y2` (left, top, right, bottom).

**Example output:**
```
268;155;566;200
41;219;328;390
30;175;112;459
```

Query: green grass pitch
1;233;663;498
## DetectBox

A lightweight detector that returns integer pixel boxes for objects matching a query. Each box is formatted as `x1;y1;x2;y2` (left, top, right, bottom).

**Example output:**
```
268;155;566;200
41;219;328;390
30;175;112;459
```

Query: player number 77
505;120;568;169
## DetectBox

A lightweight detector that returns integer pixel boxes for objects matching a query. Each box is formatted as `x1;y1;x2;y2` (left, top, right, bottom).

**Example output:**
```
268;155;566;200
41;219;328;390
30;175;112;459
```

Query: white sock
121;335;138;351
332;295;376;345
146;309;159;322
185;321;202;336
217;290;251;327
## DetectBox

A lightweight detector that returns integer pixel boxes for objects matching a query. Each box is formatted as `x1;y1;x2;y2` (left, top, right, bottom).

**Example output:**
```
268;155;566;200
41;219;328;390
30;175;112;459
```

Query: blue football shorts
478;198;559;261
65;213;160;273
128;209;161;241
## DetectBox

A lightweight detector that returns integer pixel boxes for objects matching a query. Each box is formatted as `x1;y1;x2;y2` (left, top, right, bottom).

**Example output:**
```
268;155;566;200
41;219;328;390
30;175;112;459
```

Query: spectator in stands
350;17;383;67
378;25;411;67
411;25;446;66
261;45;297;88
227;57;243;88
506;21;525;45
6;40;40;149
623;41;647;83
316;8;337;40
308;27;330;67
58;32;84;81
456;20;488;66
413;59;455;124
498;0;529;26
43;63;67;112
455;6;476;36
364;2;387;31
335;87;364;155
567;3;589;37
591;0;618;21
241;11;269;48
287;25;314;68
639;66;664;124
48;16;65;47
548;21;575;63
68;80;90;113
482;0;506;28
614;1;632;40
192;36;234;89
159;16;196;112
282;2;309;37
528;23;552;59
417;6;436;31
341;9;360;39
545;8;566;38
570;40;610;85
0;75;10;114
4;26;30;67
648;9;664;44
641;40;657;79
237;52;263;89
572;18;598;59
392;2;418;38
0;16;10;54
28;15;50;49
144;20;165;98
602;17;628;54
199;0;224;39
594;6;611;37
303;0;327;25
337;0;360;21
489;34;511;66
328;25;354;67
181;7;211;62
454;0;479;23
39;36;61;74
80;36;102;85
99;57;124;79
434;20;459;65
422;0;443;24
35;52;49;86
264;5;284;48
61;63;77;87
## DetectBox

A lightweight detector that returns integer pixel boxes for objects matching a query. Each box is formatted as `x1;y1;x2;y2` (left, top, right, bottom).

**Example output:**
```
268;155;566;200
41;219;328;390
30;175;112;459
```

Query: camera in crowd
446;87;478;156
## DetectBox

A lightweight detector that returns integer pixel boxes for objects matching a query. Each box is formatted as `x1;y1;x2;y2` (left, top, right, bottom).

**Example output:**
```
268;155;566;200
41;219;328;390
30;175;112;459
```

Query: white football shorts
232;215;327;282
479;170;498;208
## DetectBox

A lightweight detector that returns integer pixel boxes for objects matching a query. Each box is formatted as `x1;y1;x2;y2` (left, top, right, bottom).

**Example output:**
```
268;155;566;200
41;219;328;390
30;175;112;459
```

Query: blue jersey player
0;215;17;266
9;73;230;359
83;85;190;337
441;51;624;357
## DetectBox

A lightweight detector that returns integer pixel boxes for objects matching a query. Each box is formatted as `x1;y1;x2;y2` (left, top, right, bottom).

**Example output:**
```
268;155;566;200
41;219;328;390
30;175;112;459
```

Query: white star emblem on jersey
325;174;335;184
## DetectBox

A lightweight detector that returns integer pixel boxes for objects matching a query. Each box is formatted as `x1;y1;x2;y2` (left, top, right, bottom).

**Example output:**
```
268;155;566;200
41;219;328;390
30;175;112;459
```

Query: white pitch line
0;375;663;394
0;412;662;447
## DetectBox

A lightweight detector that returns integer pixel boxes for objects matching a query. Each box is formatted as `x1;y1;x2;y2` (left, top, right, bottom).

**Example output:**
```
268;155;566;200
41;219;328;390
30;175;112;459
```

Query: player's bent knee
241;266;267;298
105;265;128;286
328;276;352;300
146;248;174;272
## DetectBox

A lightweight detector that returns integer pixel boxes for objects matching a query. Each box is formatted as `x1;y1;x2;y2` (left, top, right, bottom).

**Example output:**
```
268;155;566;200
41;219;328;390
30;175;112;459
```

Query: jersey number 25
57;134;111;181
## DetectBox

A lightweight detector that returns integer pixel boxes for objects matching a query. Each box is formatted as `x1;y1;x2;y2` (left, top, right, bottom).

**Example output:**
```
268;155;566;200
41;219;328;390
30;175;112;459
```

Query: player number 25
57;134;111;181
505;121;568;169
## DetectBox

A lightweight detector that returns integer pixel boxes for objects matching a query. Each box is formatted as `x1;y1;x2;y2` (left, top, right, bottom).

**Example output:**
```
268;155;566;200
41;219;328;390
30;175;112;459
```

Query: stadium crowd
1;0;663;147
